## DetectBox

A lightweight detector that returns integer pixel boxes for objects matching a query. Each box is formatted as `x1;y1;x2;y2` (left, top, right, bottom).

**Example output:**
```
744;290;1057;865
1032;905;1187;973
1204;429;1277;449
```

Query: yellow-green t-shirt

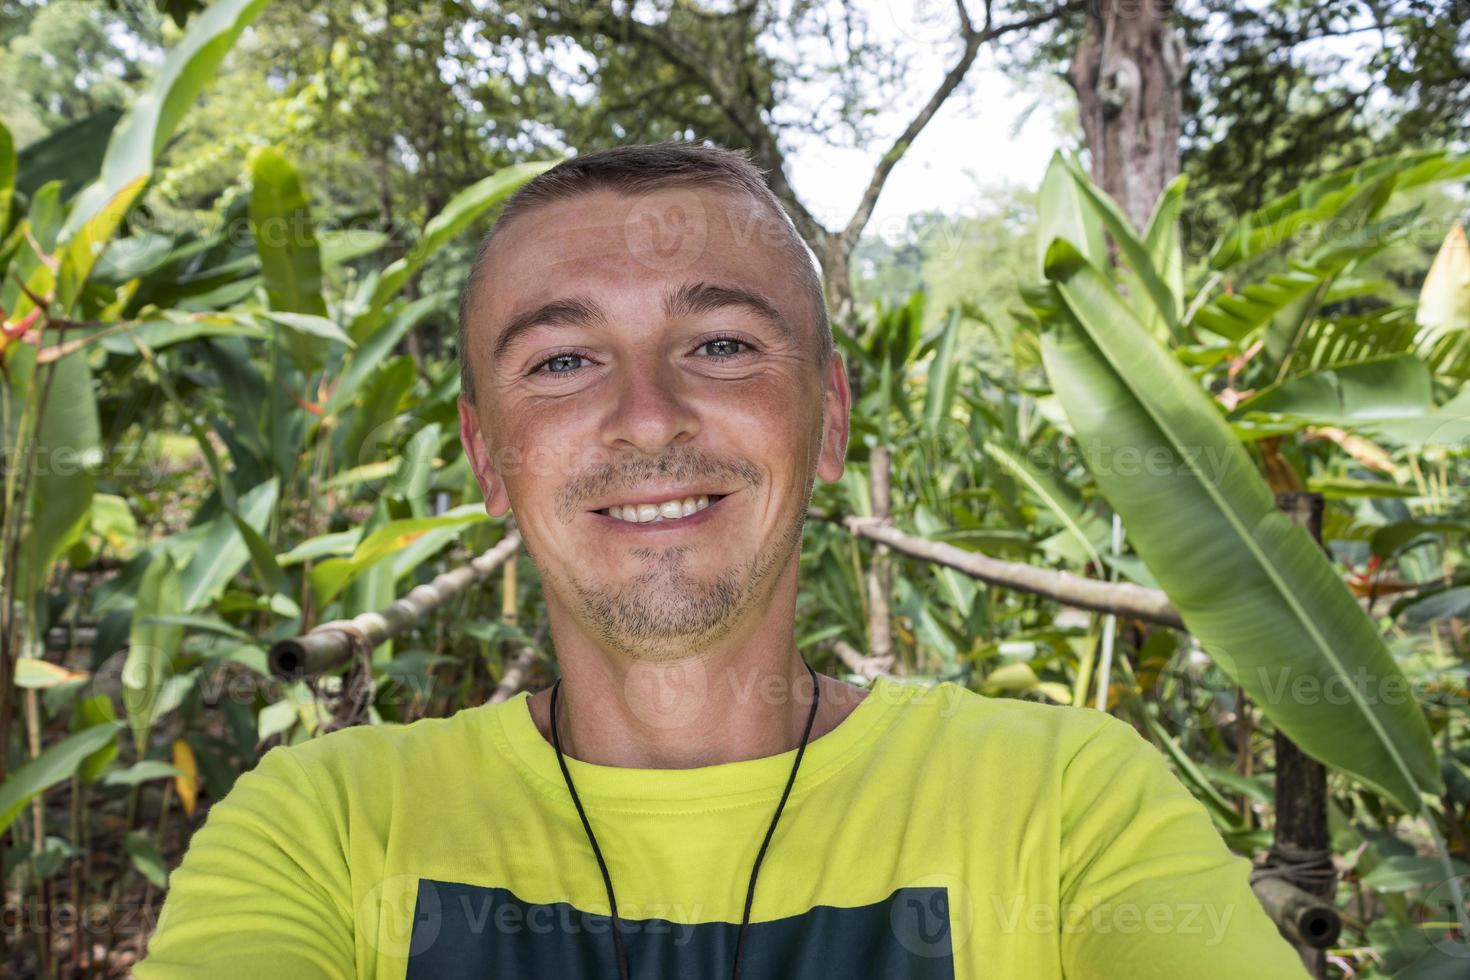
134;675;1308;978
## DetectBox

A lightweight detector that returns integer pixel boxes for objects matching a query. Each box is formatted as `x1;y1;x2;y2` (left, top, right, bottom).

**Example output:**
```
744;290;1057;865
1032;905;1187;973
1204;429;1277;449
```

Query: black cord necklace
549;659;821;980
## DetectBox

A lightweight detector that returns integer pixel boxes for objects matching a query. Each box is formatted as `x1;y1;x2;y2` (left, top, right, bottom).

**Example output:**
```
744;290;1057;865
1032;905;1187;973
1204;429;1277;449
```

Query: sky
780;0;1067;244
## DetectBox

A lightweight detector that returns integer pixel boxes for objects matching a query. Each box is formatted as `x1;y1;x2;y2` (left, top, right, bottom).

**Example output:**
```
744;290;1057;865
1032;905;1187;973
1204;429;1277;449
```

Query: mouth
590;492;732;528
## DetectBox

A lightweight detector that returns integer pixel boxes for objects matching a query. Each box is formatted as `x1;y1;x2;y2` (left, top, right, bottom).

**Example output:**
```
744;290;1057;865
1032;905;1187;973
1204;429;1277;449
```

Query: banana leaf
1039;237;1440;813
1229;353;1433;427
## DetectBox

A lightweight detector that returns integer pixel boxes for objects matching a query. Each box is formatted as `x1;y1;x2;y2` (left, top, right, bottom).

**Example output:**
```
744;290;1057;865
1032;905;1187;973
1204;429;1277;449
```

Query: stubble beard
567;472;815;663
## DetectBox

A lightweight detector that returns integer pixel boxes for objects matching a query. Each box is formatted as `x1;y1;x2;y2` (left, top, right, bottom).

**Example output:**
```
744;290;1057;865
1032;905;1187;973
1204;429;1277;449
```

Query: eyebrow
490;281;794;362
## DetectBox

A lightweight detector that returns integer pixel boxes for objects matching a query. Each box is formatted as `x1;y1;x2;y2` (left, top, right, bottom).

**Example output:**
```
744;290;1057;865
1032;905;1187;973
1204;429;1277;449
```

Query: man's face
457;185;850;661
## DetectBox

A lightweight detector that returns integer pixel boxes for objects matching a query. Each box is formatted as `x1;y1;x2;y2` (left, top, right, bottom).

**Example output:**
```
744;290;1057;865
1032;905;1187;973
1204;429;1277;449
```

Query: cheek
703;388;816;478
493;402;597;500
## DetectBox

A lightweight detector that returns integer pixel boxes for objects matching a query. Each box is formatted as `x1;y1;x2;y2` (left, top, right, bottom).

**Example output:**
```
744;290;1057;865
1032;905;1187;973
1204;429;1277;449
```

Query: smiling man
136;142;1307;979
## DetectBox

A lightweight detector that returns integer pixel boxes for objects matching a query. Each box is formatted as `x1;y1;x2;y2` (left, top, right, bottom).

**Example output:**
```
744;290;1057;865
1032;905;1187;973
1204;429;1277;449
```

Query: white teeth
602;494;718;523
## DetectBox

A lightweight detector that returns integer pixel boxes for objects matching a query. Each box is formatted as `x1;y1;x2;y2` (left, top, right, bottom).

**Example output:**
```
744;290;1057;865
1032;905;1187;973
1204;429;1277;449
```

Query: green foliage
0;1;160;148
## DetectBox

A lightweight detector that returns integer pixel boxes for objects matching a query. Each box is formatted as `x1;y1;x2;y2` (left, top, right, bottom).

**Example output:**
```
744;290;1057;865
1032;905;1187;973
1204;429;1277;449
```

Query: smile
597;493;728;524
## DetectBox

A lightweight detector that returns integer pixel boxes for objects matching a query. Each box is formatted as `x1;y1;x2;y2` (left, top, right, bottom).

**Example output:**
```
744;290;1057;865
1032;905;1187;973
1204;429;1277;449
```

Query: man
136;141;1307;978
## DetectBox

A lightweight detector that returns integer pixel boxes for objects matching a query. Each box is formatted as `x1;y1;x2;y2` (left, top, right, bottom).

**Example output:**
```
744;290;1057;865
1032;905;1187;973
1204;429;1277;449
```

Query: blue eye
699;338;748;358
537;353;585;374
530;338;750;377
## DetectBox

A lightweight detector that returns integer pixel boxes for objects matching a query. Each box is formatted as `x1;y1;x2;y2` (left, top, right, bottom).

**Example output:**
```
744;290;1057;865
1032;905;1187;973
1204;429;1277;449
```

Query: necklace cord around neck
549;659;822;980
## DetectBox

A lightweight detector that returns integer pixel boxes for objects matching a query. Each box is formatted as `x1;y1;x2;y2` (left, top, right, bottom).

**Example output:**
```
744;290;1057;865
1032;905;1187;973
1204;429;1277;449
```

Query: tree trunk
1067;0;1186;232
813;231;864;400
1265;491;1338;978
819;234;855;334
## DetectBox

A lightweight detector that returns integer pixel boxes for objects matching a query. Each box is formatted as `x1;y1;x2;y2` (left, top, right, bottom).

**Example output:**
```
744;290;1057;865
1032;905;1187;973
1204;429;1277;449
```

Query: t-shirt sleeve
1057;714;1310;979
133;744;355;979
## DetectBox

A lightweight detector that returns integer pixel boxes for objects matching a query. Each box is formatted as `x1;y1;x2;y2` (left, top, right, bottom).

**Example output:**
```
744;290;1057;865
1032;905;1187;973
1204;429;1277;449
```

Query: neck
529;640;868;771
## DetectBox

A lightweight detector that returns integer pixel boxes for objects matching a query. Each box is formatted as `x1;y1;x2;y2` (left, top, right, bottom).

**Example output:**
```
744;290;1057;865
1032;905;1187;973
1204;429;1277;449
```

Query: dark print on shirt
404;879;956;979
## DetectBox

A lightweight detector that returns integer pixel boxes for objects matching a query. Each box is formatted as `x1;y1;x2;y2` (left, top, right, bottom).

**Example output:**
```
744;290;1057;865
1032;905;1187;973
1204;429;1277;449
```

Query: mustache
554;448;763;522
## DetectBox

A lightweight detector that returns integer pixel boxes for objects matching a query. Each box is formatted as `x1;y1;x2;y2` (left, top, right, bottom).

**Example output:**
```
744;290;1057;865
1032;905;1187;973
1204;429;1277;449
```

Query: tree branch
840;1;1081;245
821;512;1187;630
569;4;831;250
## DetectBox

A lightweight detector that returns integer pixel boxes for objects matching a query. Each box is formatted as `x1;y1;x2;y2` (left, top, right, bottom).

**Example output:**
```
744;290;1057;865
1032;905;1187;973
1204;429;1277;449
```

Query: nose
601;356;700;454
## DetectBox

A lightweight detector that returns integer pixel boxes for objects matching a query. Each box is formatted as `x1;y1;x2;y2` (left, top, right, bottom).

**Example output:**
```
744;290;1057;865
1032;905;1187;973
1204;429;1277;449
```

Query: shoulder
263;698;516;795
877;675;1123;758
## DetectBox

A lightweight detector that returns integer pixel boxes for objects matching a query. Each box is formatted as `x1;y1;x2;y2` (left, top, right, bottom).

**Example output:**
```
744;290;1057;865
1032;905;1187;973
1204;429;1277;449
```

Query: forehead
476;186;809;335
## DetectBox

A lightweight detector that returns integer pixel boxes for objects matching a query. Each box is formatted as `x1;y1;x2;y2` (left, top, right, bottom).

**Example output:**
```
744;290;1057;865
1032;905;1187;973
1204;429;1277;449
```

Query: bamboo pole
491;646;540;704
272;515;1186;679
1249;876;1341;950
827;638;894;680
865;447;895;669
815;511;1187;629
268;531;522;678
487;552;538;704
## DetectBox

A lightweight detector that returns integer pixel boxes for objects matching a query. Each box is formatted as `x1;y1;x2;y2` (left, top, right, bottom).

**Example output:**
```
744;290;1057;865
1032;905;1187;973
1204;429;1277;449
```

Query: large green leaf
1038;237;1440;813
249;147;335;372
249;148;329;317
1144;174;1187;315
173;478;280;612
1140;174;1188;341
0;723;122;835
123;552;184;754
95;312;266;354
1229;353;1433;429
1053;154;1179;338
14;336;102;603
1034;152;1107;279
1355;385;1470;450
309;505;488;608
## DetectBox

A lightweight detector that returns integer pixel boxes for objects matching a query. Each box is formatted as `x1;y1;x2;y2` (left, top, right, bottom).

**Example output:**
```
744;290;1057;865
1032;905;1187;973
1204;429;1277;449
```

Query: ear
458;397;511;517
815;352;851;483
